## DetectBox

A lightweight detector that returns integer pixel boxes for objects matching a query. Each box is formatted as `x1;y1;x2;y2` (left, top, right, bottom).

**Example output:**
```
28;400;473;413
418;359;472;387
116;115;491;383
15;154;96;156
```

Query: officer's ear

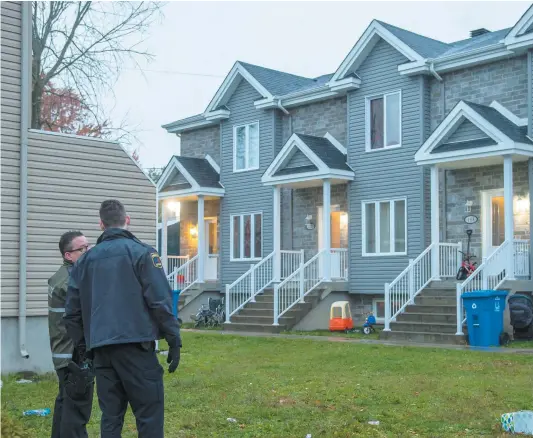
125;215;131;228
99;219;105;231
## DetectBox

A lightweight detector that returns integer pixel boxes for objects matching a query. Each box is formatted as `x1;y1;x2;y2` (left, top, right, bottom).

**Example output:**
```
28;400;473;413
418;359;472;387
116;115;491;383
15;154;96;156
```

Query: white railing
273;249;325;325
383;242;462;331
175;255;199;293
167;255;189;275
225;252;275;322
280;250;304;280
331;248;348;280
514;239;530;278
166;269;177;290
455;240;512;335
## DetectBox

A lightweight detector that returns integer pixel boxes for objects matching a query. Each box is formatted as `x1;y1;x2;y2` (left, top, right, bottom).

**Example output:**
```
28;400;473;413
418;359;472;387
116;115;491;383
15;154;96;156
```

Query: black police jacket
64;228;181;351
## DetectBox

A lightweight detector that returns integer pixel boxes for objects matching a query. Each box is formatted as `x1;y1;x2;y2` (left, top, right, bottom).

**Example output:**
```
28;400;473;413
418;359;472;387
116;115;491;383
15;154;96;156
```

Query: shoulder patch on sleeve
151;252;163;269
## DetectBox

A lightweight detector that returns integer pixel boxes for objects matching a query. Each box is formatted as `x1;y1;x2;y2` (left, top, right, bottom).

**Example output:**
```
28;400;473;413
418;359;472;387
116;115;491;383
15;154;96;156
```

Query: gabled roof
262;132;354;186
415;100;533;166
157;154;224;199
504;4;533;49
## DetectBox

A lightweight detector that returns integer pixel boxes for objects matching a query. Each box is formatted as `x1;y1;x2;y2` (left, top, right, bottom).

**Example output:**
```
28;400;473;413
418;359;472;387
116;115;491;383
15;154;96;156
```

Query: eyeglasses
68;244;89;254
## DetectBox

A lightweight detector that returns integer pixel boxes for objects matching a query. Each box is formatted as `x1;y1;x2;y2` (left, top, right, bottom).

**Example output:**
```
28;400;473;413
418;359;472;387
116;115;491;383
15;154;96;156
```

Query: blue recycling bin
461;290;509;347
172;290;181;317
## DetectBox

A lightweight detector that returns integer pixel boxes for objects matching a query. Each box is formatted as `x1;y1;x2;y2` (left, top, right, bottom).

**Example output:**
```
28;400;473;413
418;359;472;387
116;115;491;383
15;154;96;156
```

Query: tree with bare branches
31;1;163;141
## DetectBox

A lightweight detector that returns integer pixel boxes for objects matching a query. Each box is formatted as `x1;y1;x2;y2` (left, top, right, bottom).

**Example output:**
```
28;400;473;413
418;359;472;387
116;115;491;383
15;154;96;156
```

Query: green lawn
2;331;532;437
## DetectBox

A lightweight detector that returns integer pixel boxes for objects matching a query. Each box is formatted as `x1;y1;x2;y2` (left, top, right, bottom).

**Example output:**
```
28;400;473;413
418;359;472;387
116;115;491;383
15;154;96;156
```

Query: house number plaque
464;215;478;224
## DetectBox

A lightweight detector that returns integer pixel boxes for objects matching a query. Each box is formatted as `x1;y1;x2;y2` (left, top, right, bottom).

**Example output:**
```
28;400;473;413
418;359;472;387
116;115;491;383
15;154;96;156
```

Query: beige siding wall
1;1;22;317
22;131;156;316
0;2;157;317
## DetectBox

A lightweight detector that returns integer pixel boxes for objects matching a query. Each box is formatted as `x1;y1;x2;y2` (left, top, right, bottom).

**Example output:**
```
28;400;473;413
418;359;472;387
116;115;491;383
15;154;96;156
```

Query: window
366;91;401;151
233;122;259;171
230;212;262;260
362;198;406;256
372;298;401;323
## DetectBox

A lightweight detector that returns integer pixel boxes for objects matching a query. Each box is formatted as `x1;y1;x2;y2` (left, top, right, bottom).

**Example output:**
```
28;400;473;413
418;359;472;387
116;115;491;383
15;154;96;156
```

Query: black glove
65;360;94;400
167;344;181;373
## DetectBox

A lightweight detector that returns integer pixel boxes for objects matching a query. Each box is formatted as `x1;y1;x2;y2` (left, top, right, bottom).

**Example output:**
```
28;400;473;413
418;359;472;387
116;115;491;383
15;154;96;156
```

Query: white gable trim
505;5;533;41
205;62;273;113
157;157;199;192
415;101;519;165
262;133;354;185
331;20;425;82
158;187;225;200
324;132;347;155
205;154;220;174
490;101;528;127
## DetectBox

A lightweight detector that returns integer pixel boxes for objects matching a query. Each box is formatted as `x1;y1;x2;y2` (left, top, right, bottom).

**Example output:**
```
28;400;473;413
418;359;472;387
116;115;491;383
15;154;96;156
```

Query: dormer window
365;91;401;151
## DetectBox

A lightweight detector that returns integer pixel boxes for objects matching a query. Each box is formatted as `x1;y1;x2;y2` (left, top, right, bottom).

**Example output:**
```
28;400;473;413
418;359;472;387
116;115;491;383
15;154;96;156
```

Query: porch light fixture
190;226;198;238
340;213;348;227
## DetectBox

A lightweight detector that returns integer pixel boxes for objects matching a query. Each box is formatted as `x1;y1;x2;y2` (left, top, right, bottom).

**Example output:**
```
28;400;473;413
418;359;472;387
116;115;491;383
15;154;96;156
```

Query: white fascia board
328;76;362;92
205;109;230;121
415;102;512;162
398;60;430;76
430;46;513;75
262;170;354;186
254;88;340;110
157;156;180;191
157;187;225;199
504;5;533;41
163;118;214;134
157;156;201;192
490;101;528;127
415;143;514;166
506;34;533;51
324;132;347;155
205;154;220;173
205;62;273;113
331;20;424;82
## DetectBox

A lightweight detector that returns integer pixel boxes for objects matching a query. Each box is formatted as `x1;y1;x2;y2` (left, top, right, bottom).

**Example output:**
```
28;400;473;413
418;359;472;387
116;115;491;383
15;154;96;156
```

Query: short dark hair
59;231;84;256
99;199;127;228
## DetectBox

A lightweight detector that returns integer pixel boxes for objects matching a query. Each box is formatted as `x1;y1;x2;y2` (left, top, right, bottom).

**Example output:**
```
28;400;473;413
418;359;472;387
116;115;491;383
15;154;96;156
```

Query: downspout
19;2;31;359
277;99;293;249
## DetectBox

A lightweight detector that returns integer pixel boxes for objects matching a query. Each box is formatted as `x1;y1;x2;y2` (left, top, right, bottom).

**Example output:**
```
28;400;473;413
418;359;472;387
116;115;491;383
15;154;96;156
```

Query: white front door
204;218;218;280
481;189;505;259
317;206;348;279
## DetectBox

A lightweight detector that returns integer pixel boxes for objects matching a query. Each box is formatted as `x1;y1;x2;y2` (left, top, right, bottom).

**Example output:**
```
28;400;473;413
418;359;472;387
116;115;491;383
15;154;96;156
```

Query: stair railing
174;255;199;294
273;249;326;325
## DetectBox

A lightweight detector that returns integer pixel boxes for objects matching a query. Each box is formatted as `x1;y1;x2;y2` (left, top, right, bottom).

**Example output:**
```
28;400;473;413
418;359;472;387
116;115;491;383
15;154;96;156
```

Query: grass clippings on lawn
2;332;532;437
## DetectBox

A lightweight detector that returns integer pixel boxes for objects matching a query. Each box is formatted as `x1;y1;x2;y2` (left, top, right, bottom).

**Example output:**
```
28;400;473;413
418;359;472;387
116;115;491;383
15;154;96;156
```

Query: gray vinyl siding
528;50;532;138
422;76;431;248
285;149;312;169
347;38;425;294
1;1;22;317
443;119;488;143
220;80;274;285
23;131;156;316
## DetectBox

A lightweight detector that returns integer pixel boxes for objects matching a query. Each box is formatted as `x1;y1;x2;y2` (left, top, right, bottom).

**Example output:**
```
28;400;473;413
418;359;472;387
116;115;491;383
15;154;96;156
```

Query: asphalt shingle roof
174;156;223;189
464;101;533;144
295;134;351;172
431;138;497;154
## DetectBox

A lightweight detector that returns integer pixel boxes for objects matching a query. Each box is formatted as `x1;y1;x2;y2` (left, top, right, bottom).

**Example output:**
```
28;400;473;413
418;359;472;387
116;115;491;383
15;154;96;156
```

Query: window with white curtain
362;198;406;256
233;122;259;171
230;212;262;261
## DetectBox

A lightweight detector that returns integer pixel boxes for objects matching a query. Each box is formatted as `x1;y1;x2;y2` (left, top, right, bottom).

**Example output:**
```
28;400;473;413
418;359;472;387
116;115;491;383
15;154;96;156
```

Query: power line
122;67;224;78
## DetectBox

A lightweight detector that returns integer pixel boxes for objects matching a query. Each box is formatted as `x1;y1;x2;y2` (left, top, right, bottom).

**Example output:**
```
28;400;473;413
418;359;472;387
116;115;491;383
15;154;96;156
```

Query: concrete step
231;314;297;326
420;288;457;297
389;321;457;334
404;304;457;314
222;322;286;334
381;330;466;345
397;312;457;324
239;302;314;318
414;296;457;306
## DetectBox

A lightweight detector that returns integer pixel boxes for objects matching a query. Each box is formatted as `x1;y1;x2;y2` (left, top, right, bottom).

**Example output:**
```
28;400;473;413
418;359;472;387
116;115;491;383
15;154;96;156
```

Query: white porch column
197;195;205;283
322;179;331;282
161;200;169;274
504;155;515;279
430;165;440;280
273;185;281;282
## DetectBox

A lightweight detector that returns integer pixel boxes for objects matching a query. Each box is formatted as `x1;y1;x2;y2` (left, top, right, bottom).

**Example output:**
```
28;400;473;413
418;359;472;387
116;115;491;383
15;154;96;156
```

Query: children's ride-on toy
329;301;354;333
362;313;377;334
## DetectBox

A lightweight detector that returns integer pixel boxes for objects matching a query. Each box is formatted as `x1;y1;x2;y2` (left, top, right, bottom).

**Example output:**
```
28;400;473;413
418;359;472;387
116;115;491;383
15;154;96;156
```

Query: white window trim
230;212;263;261
361;197;407;257
365;90;402;152
233;121;260;173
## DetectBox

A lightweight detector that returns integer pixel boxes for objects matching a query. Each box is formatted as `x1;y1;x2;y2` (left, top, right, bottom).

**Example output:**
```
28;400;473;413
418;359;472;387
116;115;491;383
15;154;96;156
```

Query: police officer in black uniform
64;199;181;438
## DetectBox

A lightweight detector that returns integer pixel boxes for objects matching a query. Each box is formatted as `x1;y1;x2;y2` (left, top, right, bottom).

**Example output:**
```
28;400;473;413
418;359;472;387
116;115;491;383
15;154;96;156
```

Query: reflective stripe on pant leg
52;353;73;359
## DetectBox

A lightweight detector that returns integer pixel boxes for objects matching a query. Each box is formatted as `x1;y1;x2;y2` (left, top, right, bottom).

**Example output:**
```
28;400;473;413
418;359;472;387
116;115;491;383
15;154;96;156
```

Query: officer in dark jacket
48;231;94;438
64;199;181;438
